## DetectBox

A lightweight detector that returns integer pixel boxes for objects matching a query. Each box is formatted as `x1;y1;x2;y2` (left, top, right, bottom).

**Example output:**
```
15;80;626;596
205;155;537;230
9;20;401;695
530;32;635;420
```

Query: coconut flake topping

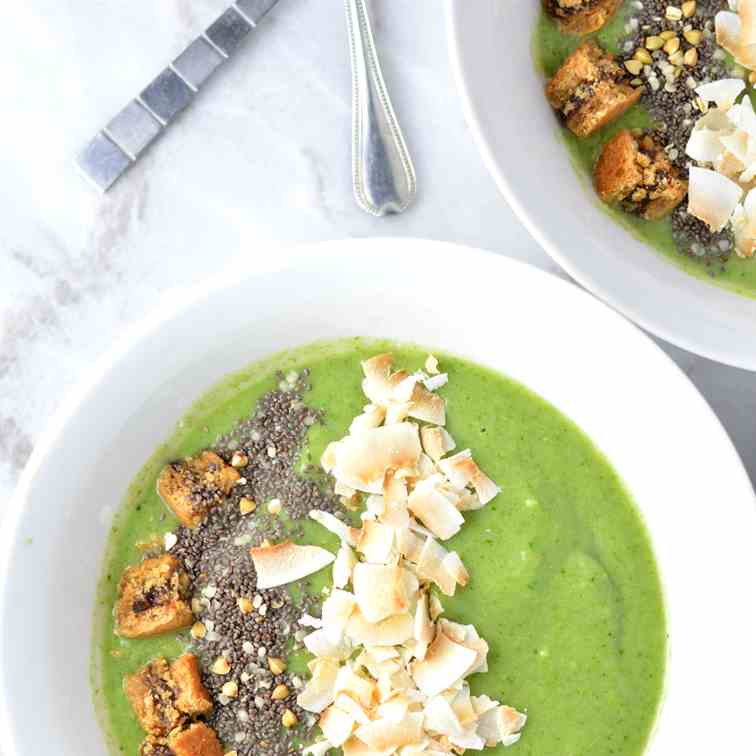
296;354;523;755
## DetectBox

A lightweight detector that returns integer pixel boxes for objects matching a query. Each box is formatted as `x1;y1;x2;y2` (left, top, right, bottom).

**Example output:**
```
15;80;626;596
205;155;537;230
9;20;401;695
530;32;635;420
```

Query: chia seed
170;371;342;755
618;0;738;263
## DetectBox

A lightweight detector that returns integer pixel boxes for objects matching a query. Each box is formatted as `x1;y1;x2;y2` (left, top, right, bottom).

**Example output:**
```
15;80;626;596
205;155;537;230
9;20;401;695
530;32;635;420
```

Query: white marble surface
1;0;754;506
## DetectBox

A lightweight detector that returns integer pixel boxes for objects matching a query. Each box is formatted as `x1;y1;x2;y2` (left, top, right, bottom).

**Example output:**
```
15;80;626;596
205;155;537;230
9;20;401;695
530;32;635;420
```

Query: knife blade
75;0;280;193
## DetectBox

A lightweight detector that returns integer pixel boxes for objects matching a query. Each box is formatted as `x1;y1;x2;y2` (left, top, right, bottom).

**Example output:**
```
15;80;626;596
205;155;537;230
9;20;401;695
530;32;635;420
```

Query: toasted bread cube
595;129;688;220
115;554;193;639
544;0;622;35
139;737;174;756
125;658;185;736
157;451;240;528
170;654;213;717
546;42;641;137
169;723;224;756
125;654;213;737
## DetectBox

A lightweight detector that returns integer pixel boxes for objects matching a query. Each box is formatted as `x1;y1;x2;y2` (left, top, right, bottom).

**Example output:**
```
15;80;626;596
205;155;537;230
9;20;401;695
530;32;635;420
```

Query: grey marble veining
1;0;754;507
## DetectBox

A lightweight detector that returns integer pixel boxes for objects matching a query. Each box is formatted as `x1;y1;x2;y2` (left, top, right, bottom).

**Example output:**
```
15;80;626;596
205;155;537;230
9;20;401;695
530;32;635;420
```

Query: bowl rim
1;239;754;755
445;0;756;372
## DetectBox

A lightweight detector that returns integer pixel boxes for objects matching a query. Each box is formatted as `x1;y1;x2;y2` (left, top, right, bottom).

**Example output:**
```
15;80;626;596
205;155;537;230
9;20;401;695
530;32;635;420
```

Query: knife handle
75;0;279;192
346;0;417;216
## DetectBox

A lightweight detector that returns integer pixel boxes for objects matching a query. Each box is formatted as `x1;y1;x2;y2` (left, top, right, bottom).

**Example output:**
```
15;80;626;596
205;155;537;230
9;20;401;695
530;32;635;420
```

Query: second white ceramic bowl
447;0;756;370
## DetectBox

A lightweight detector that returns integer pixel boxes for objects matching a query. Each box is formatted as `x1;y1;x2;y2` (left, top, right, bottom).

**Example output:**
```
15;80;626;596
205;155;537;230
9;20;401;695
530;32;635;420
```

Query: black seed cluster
618;0;738;262
170;371;341;755
619;0;730;171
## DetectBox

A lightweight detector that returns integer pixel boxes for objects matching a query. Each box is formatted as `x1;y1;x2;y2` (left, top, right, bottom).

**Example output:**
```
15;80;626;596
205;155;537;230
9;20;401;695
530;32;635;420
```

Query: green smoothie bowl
1;240;754;756
448;1;756;370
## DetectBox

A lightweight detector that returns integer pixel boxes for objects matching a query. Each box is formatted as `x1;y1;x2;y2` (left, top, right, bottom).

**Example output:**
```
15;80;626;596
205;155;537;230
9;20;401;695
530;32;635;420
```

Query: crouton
544;0;622;35
139;737;174;756
125;654;212;738
546;41;641;137
157;451;240;528
169;723;224;756
595;129;688;219
115;554;193;639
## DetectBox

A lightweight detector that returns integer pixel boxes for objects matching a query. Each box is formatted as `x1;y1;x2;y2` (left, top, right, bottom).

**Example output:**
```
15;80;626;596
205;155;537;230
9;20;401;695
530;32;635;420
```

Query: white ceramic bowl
1;239;754;755
447;1;756;371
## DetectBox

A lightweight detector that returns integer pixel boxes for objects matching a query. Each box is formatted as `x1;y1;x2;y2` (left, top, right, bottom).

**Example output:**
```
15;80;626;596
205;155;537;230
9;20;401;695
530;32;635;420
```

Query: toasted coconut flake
472;470;500;506
297;659;340;713
343;738;396;756
250;541;335;589
442;552;469;588
450;729;487;751
408;383;446;426
355;713;425;751
476;706;527;745
423;373;448;392
334;666;377;709
346;611;414;647
334;693;372;725
410;631;478;697
688;167;743;231
350;404;387;435
321;442;340;473
696;79;746;110
397;527;425;563
358;520;397;564
332;423;422;494
686;126;728;163
304;628;352;660
361;354;396;402
451;686;478;726
320;705;356;748
420;426;456;462
417;537;457;596
310;510;360;547
437;450;476;488
322;589;357;643
408;478;464;541
333;544;358;589
741;0;756;46
425;355;440;375
414;593;435;645
353;563;416;623
424;696;465;737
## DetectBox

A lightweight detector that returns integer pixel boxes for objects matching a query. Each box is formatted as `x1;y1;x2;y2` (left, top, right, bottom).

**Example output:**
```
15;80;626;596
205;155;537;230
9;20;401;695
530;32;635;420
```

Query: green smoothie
533;5;756;298
92;338;666;756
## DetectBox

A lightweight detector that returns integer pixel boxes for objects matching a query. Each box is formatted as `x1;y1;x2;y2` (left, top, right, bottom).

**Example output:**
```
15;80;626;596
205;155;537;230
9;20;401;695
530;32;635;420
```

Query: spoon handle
345;0;417;216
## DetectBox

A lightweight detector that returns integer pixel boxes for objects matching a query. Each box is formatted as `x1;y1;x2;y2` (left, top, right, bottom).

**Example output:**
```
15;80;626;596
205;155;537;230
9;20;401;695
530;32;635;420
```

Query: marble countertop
2;0;754;506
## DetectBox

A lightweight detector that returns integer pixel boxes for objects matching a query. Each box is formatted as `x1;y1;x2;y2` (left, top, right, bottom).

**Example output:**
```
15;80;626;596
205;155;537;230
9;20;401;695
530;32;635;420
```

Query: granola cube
595;129;688;220
115;554;193;639
170;654;213;717
546;42;641;137
169;723;224;756
125;654;213;737
157;451;240;528
544;0;622;35
125;658;185;736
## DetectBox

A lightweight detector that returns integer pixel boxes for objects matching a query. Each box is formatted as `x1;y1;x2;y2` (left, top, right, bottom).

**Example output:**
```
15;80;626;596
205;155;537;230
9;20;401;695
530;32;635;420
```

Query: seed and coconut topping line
682;1;756;256
255;354;527;755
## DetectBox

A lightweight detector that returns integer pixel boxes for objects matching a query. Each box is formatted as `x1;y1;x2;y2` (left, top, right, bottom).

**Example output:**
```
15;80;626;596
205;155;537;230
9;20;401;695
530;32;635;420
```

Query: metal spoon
345;0;417;216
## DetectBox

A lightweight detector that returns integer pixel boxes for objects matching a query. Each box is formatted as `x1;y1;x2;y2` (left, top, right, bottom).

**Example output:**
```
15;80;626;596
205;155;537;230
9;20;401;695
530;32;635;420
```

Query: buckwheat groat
546;41;641;137
168;723;224;756
115;554;193;638
125;654;212;736
544;0;622;35
595;129;688;220
157;451;240;528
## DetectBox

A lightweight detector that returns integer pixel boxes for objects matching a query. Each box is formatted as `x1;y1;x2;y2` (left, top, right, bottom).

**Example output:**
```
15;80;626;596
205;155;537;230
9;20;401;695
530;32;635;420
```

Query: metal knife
75;0;279;192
